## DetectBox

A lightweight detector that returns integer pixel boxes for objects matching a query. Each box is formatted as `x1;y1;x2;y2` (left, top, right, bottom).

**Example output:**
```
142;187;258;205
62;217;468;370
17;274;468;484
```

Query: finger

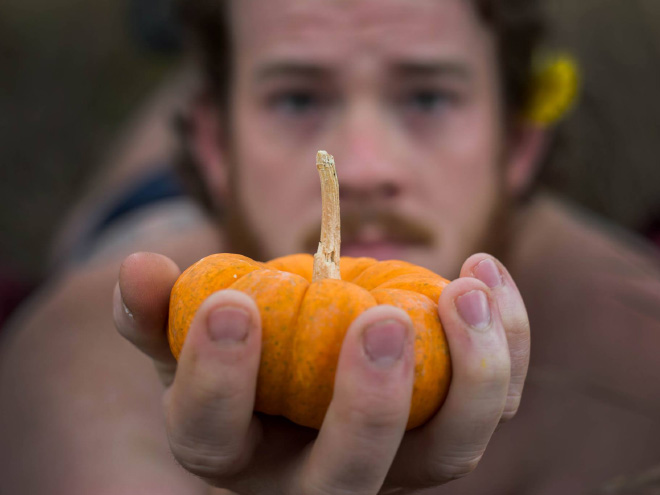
165;289;262;481
297;306;414;495
114;252;181;386
391;277;510;487
461;253;530;422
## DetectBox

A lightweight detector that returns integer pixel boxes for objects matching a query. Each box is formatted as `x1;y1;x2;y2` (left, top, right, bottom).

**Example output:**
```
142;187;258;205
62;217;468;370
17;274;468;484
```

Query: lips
341;240;409;261
341;224;405;259
301;209;435;258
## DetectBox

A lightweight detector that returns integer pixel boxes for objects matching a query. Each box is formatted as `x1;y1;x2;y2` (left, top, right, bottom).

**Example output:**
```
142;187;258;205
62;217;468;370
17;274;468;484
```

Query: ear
504;122;549;197
188;95;230;208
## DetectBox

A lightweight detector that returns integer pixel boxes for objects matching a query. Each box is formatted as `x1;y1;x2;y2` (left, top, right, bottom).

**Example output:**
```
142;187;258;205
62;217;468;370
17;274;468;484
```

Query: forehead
230;0;493;65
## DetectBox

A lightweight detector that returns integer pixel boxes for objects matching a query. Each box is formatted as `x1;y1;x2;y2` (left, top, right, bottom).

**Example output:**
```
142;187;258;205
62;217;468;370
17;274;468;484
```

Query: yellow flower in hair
524;54;580;126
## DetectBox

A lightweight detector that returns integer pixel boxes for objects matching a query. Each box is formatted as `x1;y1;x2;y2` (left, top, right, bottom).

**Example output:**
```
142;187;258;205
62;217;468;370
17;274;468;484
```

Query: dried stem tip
313;151;341;282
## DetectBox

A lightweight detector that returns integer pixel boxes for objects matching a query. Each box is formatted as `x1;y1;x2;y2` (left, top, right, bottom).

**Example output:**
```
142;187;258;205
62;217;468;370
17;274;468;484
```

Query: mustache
302;208;435;254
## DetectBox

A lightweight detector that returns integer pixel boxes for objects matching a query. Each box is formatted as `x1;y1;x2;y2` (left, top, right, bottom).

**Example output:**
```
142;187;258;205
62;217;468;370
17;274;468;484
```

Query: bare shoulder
508;192;660;407
0;200;219;493
511;192;660;280
510;192;660;320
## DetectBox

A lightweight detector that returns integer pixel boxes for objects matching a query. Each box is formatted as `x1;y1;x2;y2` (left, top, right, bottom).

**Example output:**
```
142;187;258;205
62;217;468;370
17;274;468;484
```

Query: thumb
114;252;181;385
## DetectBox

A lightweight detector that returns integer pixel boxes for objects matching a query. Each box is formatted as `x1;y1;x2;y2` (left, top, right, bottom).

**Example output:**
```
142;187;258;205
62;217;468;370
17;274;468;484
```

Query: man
2;0;660;494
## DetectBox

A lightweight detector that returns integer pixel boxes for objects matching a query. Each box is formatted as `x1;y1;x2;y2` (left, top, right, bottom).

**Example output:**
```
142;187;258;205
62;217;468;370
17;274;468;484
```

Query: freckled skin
168;252;452;430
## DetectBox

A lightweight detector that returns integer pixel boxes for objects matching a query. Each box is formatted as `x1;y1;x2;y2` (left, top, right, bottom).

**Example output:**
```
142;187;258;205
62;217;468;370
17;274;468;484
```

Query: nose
334;101;407;204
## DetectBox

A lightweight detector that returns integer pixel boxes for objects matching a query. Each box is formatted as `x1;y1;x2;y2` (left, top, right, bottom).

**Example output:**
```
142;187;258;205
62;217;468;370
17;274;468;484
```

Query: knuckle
163;388;256;480
462;353;510;389
500;393;522;423
298;477;352;495
509;313;531;341
426;451;484;483
337;389;408;433
192;371;243;404
169;435;244;478
301;478;388;495
177;354;249;406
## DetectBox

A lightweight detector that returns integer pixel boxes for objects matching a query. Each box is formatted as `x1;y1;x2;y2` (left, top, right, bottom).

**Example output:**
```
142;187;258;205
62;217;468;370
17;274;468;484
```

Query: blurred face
221;0;509;278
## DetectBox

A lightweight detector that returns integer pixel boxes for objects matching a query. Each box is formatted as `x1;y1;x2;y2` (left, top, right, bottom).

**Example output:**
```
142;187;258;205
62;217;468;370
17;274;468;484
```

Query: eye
401;89;455;114
269;90;322;116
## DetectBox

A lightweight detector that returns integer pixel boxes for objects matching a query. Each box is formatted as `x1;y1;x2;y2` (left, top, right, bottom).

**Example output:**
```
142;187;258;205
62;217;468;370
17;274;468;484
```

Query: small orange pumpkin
168;151;451;430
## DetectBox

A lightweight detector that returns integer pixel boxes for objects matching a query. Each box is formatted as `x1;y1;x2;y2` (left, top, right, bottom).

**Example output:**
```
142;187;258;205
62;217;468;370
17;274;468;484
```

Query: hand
114;252;529;494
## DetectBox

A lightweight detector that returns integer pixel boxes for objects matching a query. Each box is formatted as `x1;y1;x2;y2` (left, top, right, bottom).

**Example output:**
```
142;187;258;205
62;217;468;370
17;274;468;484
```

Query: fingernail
116;284;135;320
208;307;250;343
363;320;406;366
122;301;134;320
473;258;502;289
456;290;491;331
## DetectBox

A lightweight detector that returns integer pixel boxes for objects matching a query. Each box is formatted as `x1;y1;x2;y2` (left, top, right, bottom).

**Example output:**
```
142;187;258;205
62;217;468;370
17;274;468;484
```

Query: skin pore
197;0;526;279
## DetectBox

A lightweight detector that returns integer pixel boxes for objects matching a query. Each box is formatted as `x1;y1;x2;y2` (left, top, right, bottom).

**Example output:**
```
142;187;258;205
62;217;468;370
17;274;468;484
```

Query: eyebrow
255;62;330;82
392;61;473;80
254;60;473;83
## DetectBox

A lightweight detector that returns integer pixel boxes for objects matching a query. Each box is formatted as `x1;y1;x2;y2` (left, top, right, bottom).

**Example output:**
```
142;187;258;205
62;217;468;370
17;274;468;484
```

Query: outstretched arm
0;211;221;494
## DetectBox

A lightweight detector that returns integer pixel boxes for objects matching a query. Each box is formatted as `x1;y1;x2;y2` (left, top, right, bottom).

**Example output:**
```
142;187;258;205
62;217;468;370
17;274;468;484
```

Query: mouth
340;220;432;260
302;211;435;260
341;240;412;261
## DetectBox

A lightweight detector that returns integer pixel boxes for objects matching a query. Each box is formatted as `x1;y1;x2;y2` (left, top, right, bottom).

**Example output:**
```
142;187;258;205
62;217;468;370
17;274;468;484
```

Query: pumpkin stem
313;151;341;282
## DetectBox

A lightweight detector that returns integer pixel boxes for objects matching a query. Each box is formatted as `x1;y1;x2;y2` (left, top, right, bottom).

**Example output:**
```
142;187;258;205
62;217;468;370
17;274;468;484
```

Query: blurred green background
0;0;659;295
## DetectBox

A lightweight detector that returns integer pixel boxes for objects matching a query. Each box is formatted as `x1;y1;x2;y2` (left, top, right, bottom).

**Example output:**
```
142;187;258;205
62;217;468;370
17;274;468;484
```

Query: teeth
354;225;387;243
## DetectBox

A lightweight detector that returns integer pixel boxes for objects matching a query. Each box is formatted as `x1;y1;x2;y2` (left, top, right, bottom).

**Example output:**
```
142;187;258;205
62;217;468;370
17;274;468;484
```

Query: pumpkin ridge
370;288;451;429
373;273;450;304
167;255;264;359
266;253;314;281
228;268;310;417
371;287;435;307
339;256;378;282
285;278;377;428
167;152;452;430
280;276;309;418
351;260;436;291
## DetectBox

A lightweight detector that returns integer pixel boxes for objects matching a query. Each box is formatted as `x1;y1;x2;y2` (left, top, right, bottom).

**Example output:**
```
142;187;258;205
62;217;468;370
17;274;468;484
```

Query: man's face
222;0;509;278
